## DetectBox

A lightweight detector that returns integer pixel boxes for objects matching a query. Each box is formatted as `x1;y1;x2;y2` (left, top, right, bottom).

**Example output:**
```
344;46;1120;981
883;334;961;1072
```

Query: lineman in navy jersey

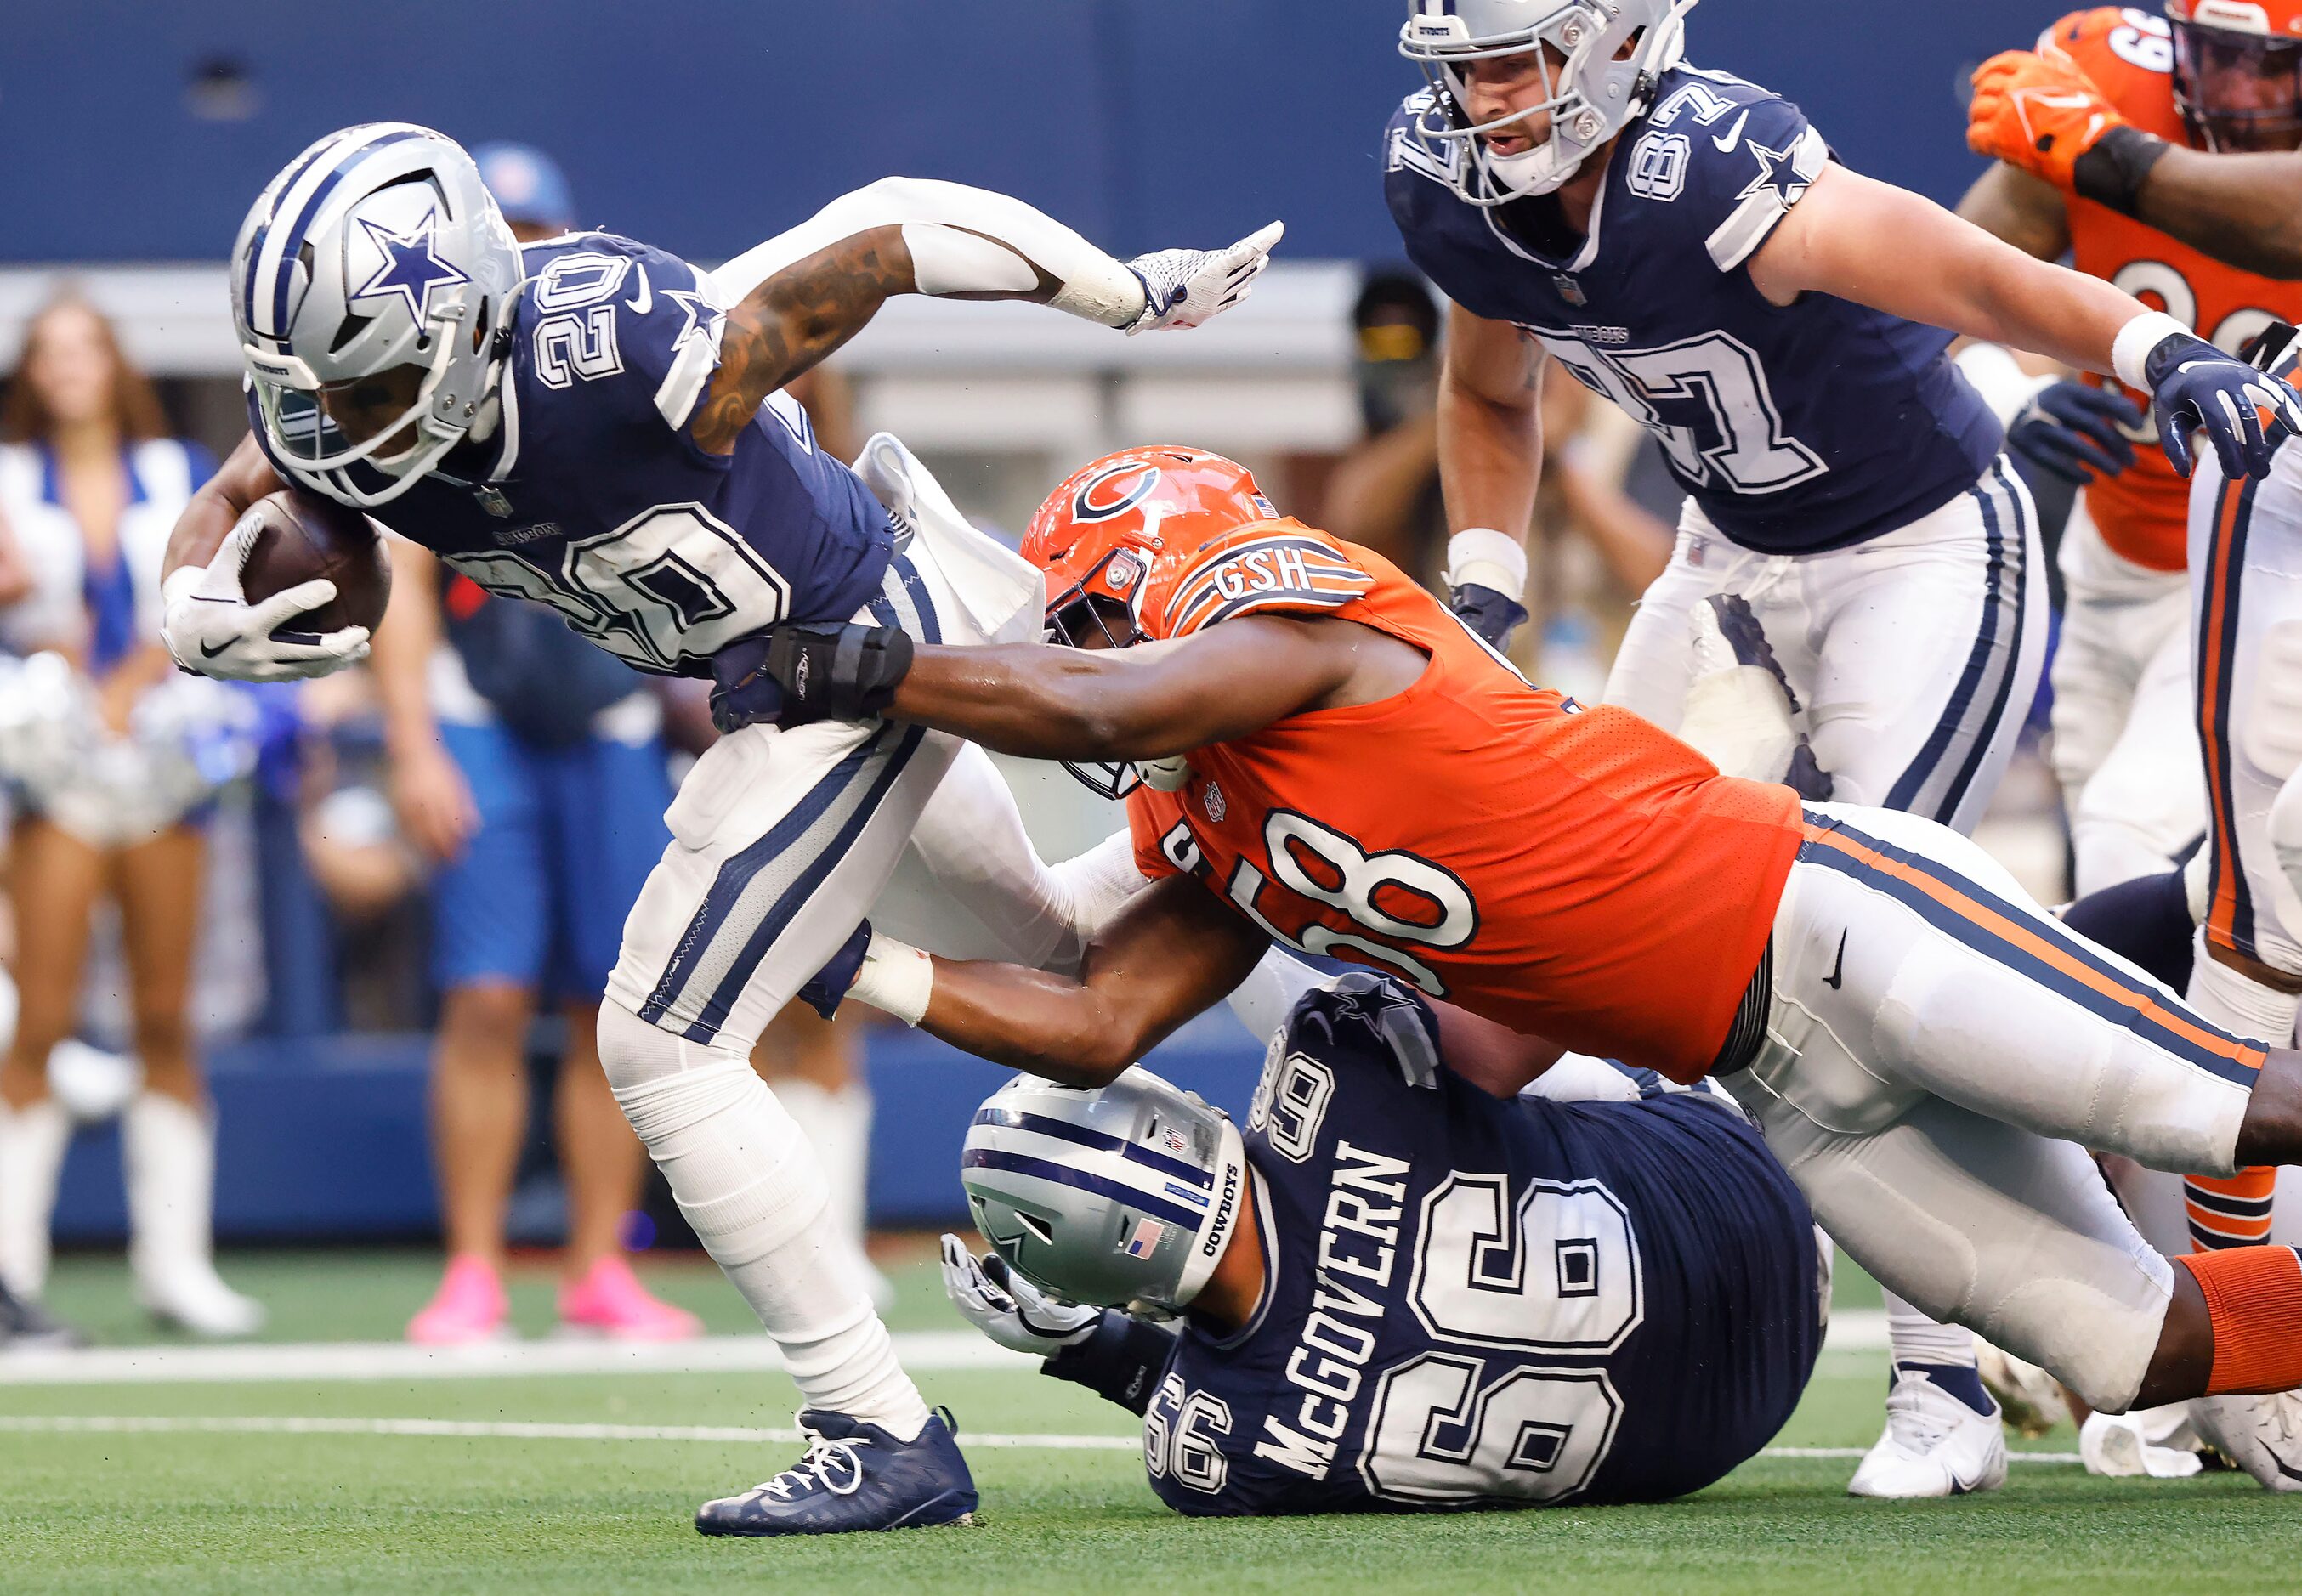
161;124;1283;1537
1389;0;2299;1499
943;975;1822;1516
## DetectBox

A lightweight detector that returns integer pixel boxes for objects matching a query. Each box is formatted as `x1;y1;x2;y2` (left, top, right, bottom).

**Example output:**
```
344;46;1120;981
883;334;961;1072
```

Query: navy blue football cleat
695;1407;978;1537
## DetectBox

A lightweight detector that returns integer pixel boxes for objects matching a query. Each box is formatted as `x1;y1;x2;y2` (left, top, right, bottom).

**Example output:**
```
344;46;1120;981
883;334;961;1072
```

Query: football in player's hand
236;489;392;636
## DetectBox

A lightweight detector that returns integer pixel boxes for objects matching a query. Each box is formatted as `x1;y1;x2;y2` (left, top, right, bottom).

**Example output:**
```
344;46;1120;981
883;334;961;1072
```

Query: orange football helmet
1020;446;1278;796
1022;446;1278;651
2169;0;2302;150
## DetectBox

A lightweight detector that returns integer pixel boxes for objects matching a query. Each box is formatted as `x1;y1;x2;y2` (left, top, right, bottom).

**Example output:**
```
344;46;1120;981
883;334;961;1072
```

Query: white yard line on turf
0;1328;1033;1385
0;1312;1896;1386
0;1415;2083;1464
0;1414;1137;1450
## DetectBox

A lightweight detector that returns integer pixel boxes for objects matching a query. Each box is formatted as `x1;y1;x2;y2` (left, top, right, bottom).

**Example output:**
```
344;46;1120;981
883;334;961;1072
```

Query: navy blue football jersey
252;233;893;677
1383;68;2002;555
1133;977;1820;1516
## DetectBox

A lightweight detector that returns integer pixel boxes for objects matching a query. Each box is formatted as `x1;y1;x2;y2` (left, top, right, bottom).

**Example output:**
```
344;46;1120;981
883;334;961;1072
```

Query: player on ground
939;974;1823;1515
1959;3;2302;1471
1385;0;2299;1493
157;124;1280;1535
766;448;2302;1491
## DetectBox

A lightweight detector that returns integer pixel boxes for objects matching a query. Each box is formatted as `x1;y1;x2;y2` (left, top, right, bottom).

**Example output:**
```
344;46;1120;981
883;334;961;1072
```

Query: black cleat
695;1407;978;1537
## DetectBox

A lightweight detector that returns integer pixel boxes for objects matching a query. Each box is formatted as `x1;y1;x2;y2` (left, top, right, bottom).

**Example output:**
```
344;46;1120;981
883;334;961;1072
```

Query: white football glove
1123;221;1284;334
938;1232;1101;1356
160;515;371;682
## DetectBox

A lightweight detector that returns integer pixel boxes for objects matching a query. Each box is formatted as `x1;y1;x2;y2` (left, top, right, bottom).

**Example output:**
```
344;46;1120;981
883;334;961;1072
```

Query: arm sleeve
1041;1309;1182;1415
707;177;1148;331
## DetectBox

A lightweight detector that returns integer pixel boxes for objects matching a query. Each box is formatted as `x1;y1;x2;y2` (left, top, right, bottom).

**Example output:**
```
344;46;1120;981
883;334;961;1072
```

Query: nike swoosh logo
1823;929;1847;990
199;638;231;659
624;263;652;316
1713;109;1749;154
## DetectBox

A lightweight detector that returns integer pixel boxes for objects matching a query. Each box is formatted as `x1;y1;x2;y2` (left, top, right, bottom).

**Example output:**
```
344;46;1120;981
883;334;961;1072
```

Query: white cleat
1847;1373;2010;1498
138;1261;266;1339
2080;1406;2203;1478
1976;1343;2070;1439
2191;1390;2302;1492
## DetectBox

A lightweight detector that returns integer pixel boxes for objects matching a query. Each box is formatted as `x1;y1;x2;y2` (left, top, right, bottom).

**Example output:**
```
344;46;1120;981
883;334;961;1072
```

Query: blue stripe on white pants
1882;459;2033;829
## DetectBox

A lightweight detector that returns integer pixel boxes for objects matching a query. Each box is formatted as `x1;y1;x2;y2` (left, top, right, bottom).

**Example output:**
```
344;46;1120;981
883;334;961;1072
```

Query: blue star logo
1737;139;1812;209
1325;976;1424;1043
664;288;725;358
350;209;470;325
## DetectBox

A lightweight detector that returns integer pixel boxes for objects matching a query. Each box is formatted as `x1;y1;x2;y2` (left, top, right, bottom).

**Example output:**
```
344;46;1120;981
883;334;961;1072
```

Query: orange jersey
1122;522;1801;1083
2048;7;2302;569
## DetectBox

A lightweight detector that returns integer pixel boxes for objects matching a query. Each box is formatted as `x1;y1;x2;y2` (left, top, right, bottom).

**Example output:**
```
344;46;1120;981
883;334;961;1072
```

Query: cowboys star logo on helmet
349;209;471;325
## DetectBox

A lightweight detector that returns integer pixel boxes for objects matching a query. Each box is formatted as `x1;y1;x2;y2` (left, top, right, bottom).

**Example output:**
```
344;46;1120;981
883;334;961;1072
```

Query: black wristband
2072;124;2171;218
1043;1310;1179;1416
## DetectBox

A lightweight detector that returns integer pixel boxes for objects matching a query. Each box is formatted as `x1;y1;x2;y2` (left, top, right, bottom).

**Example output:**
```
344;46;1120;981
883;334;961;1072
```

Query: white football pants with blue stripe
1735;803;2260;1413
597;486;1067;1435
1606;457;2046;834
1605;456;2047;1387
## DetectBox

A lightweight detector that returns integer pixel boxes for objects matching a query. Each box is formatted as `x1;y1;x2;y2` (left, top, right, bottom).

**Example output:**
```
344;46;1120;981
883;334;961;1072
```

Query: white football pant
1730;803;2262;1413
1606;457;2046;835
2051;497;2206;897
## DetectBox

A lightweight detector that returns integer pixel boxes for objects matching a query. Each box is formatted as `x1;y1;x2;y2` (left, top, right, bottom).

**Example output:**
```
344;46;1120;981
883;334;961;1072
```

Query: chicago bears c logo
1073;461;1161;523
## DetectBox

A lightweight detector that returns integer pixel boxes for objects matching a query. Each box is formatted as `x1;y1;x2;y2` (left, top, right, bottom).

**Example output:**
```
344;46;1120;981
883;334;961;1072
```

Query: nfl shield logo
1204;782;1226;823
1553;273;1586;307
1123;1218;1166;1259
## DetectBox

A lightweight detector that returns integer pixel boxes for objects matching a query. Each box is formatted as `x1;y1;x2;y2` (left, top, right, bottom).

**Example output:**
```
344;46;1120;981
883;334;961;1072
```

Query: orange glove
1968;48;2127;193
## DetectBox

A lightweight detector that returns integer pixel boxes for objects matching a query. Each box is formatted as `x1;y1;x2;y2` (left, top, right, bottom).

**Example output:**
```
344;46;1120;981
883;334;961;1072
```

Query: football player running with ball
941;975;1824;1516
156;125;1279;1536
1381;0;2298;1498
763;446;2302;1494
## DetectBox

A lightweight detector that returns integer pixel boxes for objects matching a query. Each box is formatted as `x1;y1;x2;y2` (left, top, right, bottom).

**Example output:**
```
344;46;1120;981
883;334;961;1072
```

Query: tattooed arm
691;177;1283;456
689;227;918;455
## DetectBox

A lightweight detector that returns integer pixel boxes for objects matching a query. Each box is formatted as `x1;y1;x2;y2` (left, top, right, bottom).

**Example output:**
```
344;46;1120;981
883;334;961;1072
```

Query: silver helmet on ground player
960;1067;1249;1316
1398;0;1697;203
231;123;523;507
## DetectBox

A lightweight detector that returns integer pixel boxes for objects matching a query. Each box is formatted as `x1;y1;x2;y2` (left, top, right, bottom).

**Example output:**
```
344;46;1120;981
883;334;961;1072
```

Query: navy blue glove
2144;331;2302;480
708;635;783;734
797;921;872;1020
1449;582;1528;650
2006;380;2143;484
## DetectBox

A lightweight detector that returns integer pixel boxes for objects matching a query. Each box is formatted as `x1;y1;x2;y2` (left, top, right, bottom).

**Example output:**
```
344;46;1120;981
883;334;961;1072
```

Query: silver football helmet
960;1067;1250;1316
1398;0;1696;203
230;123;523;507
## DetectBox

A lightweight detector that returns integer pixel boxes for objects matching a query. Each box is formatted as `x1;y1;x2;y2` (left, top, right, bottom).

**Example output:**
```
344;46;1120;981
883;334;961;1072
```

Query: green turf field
0;1247;2285;1594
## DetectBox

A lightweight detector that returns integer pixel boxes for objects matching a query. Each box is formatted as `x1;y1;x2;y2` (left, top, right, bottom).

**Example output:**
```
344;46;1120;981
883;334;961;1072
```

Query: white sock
122;1092;218;1286
0;1097;71;1297
1884;1288;1977;1370
2185;933;2302;1043
600;1004;927;1439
